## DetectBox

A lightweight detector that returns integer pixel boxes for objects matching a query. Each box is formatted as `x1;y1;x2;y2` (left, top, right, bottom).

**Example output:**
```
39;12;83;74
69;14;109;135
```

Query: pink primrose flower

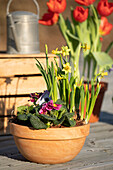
29;98;35;102
46;100;62;110
39;105;47;114
39;100;62;114
53;103;62;110
30;92;40;98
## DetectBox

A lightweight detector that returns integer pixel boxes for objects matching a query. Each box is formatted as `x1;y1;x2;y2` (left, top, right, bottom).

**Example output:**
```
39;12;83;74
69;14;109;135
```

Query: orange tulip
47;0;66;13
99;17;113;36
97;0;113;16
39;11;59;26
75;0;95;6
73;6;88;23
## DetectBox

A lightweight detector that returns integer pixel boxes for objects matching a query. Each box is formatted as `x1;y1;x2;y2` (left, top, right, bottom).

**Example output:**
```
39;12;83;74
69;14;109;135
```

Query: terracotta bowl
10;122;90;164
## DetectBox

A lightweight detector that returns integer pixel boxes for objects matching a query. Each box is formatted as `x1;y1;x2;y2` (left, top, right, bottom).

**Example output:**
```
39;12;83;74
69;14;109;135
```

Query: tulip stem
91;5;100;52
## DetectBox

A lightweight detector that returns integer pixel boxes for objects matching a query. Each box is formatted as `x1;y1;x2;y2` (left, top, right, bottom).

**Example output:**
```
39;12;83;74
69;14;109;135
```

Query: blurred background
0;0;113;57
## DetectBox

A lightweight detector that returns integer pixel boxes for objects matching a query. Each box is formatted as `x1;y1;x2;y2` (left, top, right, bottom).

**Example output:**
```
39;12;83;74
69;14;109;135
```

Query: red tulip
75;0;95;6
99;17;112;36
39;11;59;26
47;0;66;13
73;6;88;23
97;0;113;16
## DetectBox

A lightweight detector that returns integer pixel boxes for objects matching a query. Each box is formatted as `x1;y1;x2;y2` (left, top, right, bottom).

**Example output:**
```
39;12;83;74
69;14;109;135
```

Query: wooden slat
0;58;39;76
0;54;58;77
0;53;55;58
0;96;30;134
0;117;11;135
0;96;30;116
0;76;47;96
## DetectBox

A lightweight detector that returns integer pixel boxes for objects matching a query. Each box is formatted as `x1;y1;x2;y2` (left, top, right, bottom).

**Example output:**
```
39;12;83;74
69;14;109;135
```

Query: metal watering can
7;0;40;54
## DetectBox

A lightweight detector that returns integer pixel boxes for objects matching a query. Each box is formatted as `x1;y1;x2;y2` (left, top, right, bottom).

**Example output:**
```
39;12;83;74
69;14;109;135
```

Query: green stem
63;79;66;102
86;84;101;123
75;25;81;39
69;87;75;113
91;5;100;52
82;58;86;77
73;43;81;81
92;58;98;78
58;14;74;56
59;54;63;69
87;59;91;79
45;44;49;72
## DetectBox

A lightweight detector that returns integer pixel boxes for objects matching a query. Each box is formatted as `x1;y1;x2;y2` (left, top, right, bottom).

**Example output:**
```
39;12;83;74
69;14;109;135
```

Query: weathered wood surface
0;96;30;135
0;53;55;58
0;76;46;95
0;55;56;77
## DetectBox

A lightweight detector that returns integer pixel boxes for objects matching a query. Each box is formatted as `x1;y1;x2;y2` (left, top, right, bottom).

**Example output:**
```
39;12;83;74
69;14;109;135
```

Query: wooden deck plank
70;161;113;170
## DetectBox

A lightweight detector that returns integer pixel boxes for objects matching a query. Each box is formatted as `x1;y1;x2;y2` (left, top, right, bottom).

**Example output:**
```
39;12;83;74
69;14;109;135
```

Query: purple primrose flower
39;100;62;114
29;92;41;103
46;100;62;111
39;105;47;114
30;92;40;98
29;98;35;102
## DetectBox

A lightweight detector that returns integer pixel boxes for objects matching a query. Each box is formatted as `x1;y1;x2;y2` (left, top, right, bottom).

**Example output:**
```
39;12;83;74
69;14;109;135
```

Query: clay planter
10;122;90;164
84;81;108;123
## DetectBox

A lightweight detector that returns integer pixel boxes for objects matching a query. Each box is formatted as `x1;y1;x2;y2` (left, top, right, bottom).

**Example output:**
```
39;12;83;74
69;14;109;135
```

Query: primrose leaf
17;114;28;121
28;105;34;112
17;106;28;113
65;113;76;127
53;116;65;125
30;115;47;129
38;114;57;121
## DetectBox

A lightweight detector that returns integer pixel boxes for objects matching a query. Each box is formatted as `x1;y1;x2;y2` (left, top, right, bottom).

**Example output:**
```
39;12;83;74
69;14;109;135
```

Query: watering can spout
8;14;21;52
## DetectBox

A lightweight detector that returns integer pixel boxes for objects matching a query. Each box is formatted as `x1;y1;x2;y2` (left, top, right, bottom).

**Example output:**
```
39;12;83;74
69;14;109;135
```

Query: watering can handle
8;14;21;52
7;0;39;15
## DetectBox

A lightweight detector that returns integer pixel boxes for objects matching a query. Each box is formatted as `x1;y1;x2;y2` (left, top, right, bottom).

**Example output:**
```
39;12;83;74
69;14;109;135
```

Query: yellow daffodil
101;72;108;78
81;43;90;51
62;62;71;74
57;75;63;80
97;71;108;82
61;46;71;57
52;48;62;55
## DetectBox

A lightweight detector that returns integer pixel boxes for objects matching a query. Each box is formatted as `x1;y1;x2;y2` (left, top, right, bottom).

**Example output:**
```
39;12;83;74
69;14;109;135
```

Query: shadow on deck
99;111;113;125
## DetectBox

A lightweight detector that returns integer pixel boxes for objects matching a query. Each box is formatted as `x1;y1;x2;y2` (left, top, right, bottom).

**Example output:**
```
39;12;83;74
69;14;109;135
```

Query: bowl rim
10;122;90;140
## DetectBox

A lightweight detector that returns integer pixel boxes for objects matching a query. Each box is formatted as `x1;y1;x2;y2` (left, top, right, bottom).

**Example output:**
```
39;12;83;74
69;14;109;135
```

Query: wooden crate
0;53;56;135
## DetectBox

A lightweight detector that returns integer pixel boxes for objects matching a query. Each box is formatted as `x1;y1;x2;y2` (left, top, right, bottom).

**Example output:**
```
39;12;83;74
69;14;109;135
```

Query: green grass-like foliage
35;45;101;126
